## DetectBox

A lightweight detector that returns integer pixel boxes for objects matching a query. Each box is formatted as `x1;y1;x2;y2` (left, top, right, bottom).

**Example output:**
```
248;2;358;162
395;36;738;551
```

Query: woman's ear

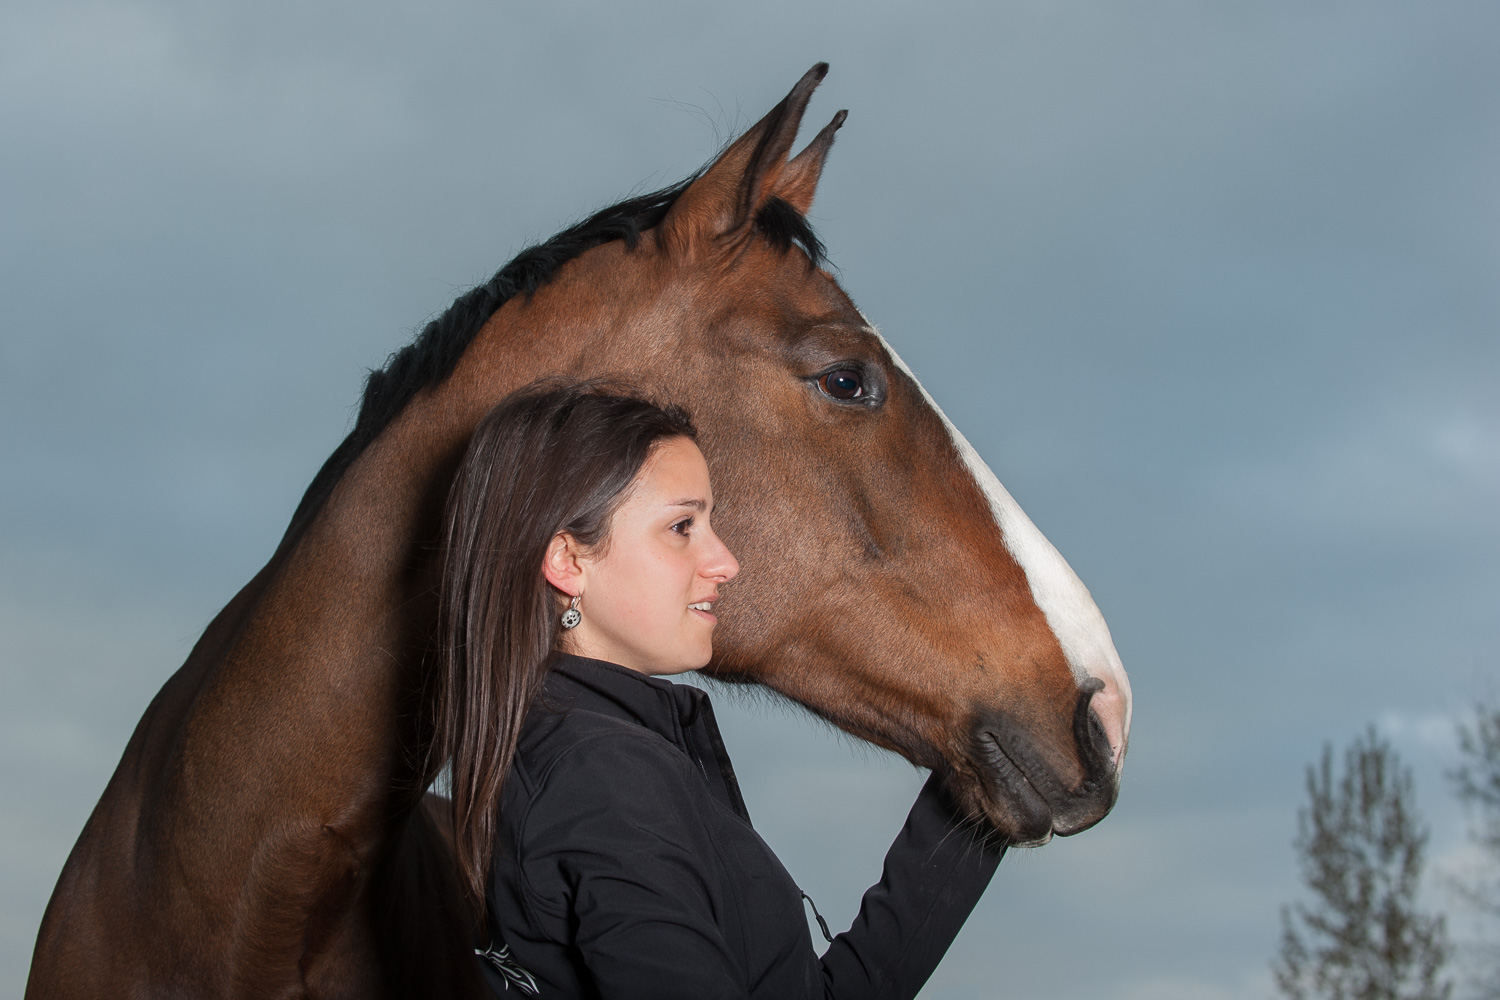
542;532;585;597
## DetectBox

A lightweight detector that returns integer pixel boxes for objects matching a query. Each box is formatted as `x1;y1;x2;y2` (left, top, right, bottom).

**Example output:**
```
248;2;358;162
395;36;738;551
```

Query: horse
27;63;1132;998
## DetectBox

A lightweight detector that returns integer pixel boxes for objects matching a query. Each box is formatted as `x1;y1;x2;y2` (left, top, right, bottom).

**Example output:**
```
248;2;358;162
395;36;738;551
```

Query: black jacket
479;654;1005;999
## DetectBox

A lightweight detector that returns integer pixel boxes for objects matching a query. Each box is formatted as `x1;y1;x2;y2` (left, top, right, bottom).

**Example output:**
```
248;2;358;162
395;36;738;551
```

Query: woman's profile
429;378;1005;999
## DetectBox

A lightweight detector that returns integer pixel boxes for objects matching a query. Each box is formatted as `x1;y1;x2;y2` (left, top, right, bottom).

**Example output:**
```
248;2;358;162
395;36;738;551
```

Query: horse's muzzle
971;680;1120;843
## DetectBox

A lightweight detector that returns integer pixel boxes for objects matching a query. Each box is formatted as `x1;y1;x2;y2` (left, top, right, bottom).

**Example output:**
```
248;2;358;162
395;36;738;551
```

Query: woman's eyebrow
666;498;707;510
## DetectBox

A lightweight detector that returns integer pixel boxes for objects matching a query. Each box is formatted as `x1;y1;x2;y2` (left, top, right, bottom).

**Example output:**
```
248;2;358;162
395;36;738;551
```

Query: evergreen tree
1274;726;1452;1000
1449;703;1500;998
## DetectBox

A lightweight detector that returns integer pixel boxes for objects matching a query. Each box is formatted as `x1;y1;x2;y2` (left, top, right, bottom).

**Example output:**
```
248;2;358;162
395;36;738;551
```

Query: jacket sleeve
818;771;1007;1000
521;732;750;1000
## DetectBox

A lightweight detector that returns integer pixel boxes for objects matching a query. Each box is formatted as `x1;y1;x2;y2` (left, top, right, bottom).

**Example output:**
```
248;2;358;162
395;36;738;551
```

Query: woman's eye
818;369;864;400
671;517;693;535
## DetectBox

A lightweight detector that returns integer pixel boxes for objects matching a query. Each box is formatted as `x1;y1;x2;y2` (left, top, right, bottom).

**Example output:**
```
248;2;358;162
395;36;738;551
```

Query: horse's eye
818;369;864;400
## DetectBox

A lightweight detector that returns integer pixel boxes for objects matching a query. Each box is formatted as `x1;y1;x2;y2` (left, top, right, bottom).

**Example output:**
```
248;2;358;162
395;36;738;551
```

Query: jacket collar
545;653;695;743
542;653;751;822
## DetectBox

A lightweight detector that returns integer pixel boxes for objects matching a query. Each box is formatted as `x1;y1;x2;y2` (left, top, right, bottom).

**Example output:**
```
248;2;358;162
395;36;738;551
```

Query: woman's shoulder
509;712;717;870
517;704;697;801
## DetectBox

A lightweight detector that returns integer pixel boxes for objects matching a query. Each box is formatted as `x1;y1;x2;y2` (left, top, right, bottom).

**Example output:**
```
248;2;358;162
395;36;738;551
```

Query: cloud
1203;395;1500;539
1376;709;1463;753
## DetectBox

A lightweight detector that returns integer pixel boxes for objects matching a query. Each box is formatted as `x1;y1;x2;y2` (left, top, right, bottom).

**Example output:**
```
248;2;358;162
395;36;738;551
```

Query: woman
430;379;1005;1000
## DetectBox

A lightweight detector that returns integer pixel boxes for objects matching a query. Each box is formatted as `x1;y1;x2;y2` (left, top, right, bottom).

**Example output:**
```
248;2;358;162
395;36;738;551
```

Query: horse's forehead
664;241;859;324
747;268;870;347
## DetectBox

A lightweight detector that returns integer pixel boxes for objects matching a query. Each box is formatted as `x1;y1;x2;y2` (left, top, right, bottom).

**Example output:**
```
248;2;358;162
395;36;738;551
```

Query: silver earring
560;595;582;630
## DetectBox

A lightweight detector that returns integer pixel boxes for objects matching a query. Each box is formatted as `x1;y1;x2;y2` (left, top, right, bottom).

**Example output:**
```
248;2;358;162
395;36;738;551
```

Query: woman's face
554;436;740;676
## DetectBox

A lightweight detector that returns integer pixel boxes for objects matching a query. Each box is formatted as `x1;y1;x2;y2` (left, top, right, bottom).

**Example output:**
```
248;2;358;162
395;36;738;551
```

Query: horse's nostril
1084;676;1128;772
1087;711;1109;754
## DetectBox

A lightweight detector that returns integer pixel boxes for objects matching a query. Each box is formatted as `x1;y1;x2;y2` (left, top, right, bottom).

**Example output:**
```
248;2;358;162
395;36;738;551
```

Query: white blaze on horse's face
865;322;1134;772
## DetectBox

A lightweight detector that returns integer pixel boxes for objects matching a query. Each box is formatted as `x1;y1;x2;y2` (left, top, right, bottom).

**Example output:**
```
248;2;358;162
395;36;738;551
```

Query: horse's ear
774;109;846;215
658;63;830;254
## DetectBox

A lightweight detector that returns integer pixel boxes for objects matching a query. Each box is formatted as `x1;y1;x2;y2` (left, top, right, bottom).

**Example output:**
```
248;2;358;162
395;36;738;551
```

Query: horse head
440;64;1132;844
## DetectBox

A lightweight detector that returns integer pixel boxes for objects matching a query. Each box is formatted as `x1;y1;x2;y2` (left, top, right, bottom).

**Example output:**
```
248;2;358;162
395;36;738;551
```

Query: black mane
754;196;826;266
284;175;824;540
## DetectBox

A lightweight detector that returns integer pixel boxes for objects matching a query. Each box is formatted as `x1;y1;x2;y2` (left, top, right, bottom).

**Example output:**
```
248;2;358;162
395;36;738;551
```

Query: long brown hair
430;377;697;906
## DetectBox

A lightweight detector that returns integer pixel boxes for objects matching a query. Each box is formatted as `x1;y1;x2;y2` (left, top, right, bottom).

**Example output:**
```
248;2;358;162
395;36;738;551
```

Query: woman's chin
678;642;714;674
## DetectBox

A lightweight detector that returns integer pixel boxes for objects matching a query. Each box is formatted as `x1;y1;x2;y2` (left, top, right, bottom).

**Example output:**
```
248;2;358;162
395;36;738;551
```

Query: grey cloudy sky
3;2;1498;997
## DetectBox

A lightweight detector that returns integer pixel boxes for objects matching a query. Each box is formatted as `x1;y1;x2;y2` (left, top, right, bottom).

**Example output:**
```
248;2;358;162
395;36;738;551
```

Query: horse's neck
39;391;475;993
192;310;563;791
35;295;621;995
159;398;465;833
178;301;586;825
256;406;460;691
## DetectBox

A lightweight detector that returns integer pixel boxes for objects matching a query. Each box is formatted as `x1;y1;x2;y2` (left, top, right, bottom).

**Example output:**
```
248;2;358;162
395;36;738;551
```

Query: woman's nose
704;532;740;582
